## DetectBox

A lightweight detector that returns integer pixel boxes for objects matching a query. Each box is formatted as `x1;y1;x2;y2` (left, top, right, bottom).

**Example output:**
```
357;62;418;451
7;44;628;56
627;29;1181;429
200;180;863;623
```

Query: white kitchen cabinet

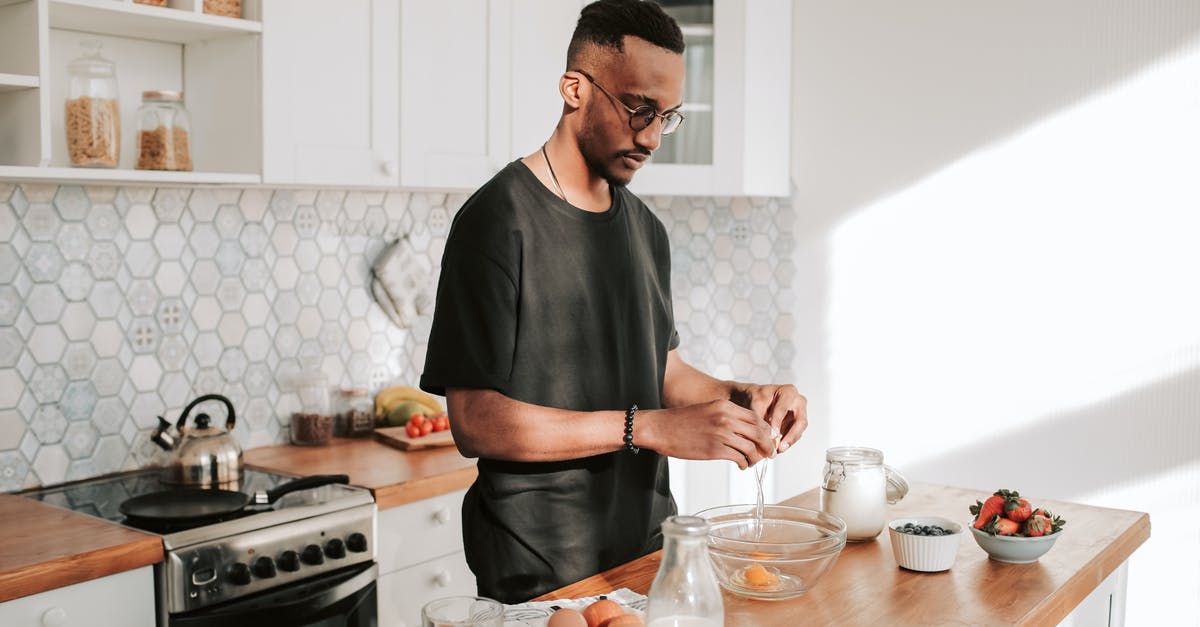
0;566;155;627
629;0;792;197
261;0;399;187
399;0;584;190
0;0;262;185
397;0;510;189
376;489;476;625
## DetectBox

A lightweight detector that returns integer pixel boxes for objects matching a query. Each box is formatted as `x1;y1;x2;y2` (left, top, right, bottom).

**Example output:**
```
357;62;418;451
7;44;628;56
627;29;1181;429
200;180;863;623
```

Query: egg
605;615;646;627
547;608;588;627
582;599;625;627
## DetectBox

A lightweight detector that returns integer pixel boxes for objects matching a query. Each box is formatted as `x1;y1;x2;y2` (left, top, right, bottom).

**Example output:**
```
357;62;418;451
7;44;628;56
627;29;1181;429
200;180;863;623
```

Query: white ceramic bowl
888;516;963;572
969;526;1062;563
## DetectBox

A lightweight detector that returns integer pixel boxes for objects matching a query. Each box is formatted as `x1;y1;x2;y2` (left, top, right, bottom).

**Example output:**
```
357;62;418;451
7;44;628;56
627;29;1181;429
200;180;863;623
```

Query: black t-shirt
421;160;679;602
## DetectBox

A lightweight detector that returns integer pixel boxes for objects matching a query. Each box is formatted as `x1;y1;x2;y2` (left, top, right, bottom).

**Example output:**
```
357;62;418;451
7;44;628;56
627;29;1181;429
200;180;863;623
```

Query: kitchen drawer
377;551;476;627
0;566;155;627
377;489;467;574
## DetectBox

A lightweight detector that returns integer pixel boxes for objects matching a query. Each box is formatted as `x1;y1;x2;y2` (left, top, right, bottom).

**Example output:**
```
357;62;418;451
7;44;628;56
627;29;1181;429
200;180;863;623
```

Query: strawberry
1005;498;1033;522
983;514;1020;536
1023;514;1053;537
969;489;1019;529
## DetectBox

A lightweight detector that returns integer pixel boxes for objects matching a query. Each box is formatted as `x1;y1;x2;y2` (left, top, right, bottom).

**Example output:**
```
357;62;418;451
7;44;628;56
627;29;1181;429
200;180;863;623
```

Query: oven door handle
172;562;378;625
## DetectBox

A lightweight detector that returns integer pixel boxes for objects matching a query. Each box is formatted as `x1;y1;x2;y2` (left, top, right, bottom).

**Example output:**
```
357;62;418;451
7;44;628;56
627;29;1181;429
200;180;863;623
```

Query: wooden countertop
537;482;1151;626
244;436;478;509
0;495;163;603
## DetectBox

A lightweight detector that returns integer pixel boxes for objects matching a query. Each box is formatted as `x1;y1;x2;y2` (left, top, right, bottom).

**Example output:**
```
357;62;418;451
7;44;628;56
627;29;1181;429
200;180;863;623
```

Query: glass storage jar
291;369;332;446
65;41;120;168
136;91;192;171
335;387;375;438
819;447;909;542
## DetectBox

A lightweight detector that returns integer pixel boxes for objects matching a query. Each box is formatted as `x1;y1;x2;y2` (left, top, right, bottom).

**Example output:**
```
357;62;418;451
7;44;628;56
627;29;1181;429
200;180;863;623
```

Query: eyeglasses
573;70;685;136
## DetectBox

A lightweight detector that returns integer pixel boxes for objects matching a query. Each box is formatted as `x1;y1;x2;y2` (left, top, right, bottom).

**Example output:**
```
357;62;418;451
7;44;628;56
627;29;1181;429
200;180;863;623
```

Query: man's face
577;36;685;187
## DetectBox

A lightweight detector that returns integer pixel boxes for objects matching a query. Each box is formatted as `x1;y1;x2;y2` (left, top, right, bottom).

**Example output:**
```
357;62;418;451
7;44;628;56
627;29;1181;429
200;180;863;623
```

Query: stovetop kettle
151;393;243;487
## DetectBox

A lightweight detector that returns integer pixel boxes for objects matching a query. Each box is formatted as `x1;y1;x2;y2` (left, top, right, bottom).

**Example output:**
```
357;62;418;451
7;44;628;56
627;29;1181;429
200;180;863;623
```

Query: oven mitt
370;238;435;329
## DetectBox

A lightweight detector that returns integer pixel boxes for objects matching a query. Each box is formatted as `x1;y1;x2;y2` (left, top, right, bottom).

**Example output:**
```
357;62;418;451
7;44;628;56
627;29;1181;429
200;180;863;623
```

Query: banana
374;385;444;417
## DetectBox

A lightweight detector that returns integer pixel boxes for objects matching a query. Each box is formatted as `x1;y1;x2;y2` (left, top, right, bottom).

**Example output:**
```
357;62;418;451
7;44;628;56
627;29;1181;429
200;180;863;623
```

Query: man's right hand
641;399;776;470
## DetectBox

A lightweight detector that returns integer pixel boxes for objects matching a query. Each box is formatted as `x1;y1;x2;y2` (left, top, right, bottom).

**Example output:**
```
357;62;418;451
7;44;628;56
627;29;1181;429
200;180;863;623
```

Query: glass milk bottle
819;447;909;542
645;516;723;627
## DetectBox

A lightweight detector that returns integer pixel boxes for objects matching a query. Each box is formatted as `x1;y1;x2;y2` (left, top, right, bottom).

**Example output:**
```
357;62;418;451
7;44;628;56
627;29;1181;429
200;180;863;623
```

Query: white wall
780;1;1200;624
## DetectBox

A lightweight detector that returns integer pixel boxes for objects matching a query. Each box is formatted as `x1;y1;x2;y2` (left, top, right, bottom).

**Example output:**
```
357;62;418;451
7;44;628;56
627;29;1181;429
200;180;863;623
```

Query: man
420;0;807;603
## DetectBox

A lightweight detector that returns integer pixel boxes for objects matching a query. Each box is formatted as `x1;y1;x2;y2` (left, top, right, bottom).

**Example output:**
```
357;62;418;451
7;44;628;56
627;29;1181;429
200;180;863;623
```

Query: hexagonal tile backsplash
0;183;793;491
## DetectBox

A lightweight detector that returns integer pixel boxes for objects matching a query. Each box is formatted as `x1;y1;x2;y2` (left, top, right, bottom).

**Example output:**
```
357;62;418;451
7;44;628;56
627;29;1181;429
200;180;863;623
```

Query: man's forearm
446;388;638;462
661;349;743;408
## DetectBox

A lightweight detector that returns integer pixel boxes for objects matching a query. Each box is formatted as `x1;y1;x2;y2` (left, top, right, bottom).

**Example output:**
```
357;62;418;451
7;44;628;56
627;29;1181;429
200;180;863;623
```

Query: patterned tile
26;243;65;282
0;450;30;492
63;342;98;380
152;188;188;222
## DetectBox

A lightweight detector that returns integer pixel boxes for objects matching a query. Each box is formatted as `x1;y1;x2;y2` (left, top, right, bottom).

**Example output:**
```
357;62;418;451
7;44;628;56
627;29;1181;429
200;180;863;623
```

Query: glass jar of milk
819;447;909;542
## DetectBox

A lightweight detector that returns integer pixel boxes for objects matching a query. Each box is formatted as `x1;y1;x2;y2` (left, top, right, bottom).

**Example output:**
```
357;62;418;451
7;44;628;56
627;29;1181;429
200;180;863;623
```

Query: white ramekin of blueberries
888;516;964;572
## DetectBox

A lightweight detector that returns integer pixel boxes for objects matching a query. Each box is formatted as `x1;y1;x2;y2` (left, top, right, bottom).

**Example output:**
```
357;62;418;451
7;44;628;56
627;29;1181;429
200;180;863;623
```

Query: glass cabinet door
657;0;713;165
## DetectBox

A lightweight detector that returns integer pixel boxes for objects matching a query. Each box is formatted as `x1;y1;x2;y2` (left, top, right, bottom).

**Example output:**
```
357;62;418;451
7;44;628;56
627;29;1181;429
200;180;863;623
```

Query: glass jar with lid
291;369;332;446
335;387;375;438
65;41;120;168
819;446;909;542
136;91;192;171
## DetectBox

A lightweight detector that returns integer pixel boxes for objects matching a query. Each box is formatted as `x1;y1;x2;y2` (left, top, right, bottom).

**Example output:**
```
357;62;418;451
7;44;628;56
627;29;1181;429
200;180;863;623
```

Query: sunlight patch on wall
825;43;1200;452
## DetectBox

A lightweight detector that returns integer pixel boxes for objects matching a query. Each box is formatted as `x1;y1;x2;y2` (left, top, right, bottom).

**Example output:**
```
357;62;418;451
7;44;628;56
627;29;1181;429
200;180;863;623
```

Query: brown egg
605;615;646;627
547;608;588;627
582;599;625;627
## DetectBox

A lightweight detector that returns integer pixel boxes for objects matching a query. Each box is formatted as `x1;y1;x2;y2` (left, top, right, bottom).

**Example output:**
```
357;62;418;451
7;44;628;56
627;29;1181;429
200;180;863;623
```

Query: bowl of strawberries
967;489;1067;564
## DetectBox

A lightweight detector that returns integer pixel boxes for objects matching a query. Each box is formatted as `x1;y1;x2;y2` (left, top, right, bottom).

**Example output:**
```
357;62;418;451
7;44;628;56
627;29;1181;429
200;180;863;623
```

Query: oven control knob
302;544;325;565
252;556;277;578
226;562;252;586
325;538;347;559
277;550;301;572
347;532;368;553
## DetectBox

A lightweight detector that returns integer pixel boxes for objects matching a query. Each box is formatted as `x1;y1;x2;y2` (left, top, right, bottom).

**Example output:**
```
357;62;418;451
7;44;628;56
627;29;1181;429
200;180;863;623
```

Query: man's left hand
732;384;808;454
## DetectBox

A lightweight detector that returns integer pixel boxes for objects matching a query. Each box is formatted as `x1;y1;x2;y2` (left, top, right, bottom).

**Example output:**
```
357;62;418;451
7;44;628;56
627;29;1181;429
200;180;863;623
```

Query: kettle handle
177;394;237;432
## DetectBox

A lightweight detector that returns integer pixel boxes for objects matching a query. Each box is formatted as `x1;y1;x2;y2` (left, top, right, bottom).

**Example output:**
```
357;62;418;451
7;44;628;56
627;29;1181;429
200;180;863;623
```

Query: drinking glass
421;596;503;627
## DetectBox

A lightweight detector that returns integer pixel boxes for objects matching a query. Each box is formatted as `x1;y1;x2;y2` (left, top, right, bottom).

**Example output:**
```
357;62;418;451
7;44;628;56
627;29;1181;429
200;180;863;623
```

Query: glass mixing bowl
695;504;847;601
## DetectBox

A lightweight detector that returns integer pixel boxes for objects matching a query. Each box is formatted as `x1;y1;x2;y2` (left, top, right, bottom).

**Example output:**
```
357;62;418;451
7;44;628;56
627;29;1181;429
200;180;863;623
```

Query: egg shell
547;608;588;627
582;599;625;627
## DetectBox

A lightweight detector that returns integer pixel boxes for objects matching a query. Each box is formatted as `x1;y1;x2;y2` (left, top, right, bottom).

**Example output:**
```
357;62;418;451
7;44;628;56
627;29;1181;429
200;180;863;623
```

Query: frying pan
119;474;350;525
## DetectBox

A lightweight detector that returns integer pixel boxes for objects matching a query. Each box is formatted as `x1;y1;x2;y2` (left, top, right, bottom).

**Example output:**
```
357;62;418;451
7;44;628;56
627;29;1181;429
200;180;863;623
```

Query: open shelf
0;72;38;92
0;165;260;185
49;0;261;45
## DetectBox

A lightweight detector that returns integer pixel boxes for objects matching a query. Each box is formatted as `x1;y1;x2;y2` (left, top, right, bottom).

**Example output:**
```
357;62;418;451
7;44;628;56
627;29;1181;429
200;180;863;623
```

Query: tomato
409;413;426;428
435;415;449;432
405;421;421;438
419;421;433;436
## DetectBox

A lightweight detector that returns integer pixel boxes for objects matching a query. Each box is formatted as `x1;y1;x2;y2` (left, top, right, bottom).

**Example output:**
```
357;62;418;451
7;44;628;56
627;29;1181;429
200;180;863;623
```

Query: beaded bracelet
623;404;640;454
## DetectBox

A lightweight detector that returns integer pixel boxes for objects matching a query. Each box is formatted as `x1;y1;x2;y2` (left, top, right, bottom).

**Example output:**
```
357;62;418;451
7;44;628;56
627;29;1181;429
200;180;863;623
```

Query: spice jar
819;446;909;542
65;41;120;168
291;369;332;446
335;387;375;438
136;91;192;171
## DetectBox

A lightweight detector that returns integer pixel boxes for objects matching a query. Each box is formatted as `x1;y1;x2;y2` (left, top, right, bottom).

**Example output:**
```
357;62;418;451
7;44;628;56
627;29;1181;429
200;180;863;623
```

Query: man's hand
641;399;776;470
730;383;808;453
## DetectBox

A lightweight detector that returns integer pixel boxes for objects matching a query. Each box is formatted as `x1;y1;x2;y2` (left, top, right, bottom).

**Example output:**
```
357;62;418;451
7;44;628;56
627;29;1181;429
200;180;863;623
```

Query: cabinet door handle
432;507;451;525
433;570;452;588
382;160;398;176
41;607;67;627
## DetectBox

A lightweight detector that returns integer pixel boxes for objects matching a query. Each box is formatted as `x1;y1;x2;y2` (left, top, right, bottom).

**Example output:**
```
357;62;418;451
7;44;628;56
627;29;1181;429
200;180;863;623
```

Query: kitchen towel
502;588;646;626
370;237;434;329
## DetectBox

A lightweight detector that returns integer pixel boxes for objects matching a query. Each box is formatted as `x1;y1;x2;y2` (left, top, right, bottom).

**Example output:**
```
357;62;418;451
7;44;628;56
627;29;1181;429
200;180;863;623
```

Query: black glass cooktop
23;468;307;533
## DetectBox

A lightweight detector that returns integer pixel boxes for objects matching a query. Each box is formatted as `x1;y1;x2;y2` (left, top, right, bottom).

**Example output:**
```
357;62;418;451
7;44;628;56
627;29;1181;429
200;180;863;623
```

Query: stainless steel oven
24;468;378;627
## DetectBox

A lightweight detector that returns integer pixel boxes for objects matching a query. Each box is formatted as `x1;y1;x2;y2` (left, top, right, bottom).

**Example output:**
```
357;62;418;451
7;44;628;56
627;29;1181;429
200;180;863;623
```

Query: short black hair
567;0;685;69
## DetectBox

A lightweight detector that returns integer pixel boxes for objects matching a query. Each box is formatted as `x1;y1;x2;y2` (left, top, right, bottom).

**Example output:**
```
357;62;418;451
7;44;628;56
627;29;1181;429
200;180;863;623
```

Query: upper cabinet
0;0;262;185
397;0;583;190
630;0;792;197
261;0;399;187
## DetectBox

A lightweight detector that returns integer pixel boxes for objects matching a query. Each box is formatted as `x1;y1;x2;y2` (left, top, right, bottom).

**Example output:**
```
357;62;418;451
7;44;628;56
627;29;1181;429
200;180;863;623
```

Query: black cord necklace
541;143;568;204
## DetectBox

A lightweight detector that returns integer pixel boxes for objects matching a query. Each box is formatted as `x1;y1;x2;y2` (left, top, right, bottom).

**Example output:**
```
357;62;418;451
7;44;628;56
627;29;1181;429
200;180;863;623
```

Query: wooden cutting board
374;426;456;451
